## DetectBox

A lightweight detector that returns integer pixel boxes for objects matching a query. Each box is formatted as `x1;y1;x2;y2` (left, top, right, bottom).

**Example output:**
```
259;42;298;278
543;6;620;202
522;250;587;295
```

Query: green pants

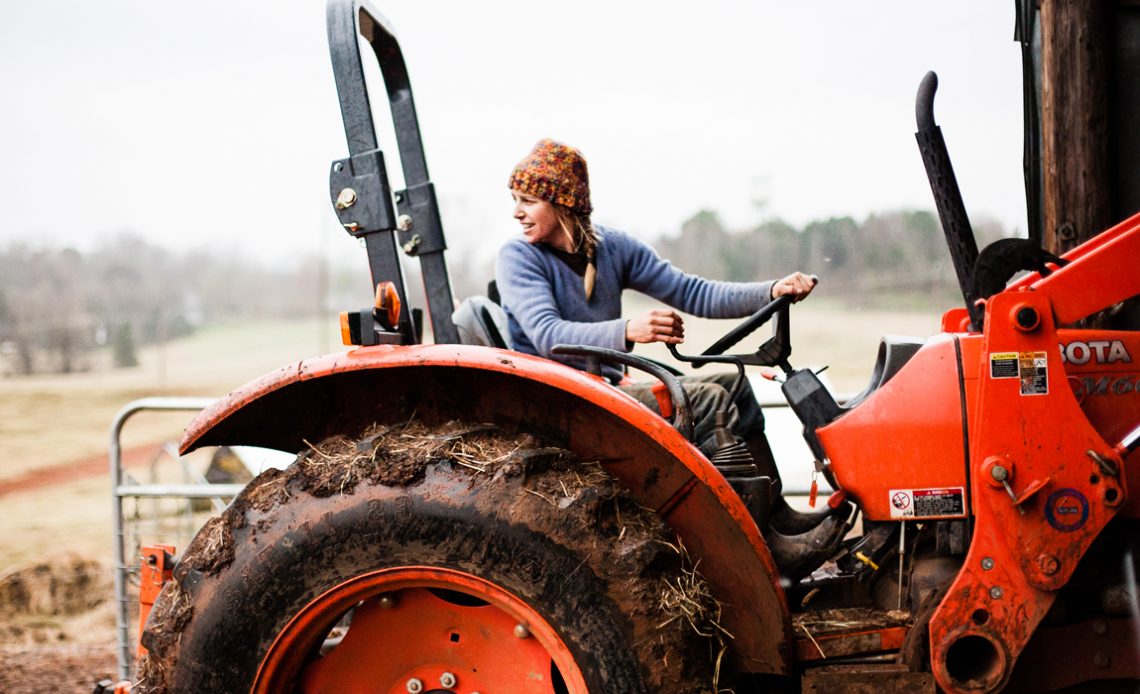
619;371;766;459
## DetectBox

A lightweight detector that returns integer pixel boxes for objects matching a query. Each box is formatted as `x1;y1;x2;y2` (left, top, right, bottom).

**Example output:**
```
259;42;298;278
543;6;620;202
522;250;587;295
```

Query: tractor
127;1;1140;692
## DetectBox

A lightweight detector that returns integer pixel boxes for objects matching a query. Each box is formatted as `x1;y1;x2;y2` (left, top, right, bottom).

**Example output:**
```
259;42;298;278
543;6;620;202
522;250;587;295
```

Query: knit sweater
496;225;774;378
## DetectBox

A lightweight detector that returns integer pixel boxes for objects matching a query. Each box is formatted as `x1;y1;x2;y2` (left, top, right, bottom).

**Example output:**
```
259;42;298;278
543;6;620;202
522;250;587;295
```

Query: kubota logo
1059;340;1132;365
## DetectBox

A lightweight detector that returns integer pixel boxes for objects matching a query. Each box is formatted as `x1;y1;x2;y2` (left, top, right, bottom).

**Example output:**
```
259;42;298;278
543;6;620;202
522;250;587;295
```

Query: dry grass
656;539;735;693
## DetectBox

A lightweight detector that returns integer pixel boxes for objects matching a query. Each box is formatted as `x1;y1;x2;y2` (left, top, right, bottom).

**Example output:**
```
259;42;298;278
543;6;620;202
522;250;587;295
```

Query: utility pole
1030;0;1140;255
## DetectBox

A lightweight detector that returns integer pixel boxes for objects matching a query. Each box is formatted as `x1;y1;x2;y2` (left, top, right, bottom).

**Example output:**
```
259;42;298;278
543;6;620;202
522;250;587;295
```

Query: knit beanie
508;139;593;215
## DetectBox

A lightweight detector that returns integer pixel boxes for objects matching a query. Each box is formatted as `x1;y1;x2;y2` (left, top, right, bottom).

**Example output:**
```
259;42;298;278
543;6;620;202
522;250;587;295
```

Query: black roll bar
326;0;460;344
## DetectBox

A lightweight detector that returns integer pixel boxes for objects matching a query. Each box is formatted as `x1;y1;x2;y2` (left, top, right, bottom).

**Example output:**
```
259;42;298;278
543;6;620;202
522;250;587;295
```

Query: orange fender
180;343;793;674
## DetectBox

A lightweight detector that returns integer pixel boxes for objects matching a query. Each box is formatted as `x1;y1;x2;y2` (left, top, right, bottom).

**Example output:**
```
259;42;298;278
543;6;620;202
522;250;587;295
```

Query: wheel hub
252;567;585;694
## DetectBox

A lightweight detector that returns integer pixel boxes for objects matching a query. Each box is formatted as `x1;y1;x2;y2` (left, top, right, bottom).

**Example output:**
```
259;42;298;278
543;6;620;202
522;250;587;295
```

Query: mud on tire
137;421;719;693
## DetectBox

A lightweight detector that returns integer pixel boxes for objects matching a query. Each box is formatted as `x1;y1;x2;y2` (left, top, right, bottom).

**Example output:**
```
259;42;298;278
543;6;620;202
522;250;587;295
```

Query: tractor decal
1059;339;1132;365
888;487;966;519
1043;488;1091;532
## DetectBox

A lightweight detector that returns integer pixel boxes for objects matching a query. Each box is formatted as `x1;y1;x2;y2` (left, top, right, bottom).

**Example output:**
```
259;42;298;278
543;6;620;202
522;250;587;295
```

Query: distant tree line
1;210;1014;375
0;234;362;376
655;209;1010;309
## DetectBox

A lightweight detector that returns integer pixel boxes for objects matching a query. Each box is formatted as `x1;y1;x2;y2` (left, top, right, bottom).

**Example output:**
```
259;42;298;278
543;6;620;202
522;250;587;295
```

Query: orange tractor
128;2;1140;692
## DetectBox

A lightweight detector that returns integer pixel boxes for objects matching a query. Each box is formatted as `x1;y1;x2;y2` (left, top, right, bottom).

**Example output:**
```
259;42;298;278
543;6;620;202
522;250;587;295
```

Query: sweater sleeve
496;241;629;357
616;231;774;318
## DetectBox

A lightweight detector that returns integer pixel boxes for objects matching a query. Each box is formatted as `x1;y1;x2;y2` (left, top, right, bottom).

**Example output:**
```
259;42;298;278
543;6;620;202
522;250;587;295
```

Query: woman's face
512;191;570;251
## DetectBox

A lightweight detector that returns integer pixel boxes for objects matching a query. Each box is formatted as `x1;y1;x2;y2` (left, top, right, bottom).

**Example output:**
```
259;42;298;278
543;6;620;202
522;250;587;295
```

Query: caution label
990;351;1049;395
1019;351;1048;396
888;487;966;519
990;352;1019;378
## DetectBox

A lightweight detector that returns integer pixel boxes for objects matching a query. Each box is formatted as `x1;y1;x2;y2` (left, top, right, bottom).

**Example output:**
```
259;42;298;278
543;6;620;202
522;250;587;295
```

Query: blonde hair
553;205;598;300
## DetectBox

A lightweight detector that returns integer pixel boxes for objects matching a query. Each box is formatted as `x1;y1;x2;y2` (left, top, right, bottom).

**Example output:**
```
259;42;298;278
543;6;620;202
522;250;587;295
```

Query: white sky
0;1;1024;269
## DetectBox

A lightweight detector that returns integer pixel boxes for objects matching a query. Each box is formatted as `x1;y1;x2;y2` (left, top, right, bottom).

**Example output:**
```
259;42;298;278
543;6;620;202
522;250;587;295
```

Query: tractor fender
181;343;792;674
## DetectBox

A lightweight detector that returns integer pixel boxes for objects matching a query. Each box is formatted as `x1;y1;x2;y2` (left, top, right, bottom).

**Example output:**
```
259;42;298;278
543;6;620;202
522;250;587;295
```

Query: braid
555;205;599;300
577;214;598;301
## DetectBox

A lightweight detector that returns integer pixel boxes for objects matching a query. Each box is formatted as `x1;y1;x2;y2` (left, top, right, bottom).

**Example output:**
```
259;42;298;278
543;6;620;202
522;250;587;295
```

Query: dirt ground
0;307;941;690
0;557;120;693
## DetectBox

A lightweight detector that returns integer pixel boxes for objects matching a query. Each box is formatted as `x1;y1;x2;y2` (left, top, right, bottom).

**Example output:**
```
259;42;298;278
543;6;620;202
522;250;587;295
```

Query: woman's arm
618;231;775;318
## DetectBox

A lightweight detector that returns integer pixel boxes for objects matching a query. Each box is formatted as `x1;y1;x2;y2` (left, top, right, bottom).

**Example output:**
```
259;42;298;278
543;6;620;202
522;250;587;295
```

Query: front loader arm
927;213;1140;693
1009;210;1140;324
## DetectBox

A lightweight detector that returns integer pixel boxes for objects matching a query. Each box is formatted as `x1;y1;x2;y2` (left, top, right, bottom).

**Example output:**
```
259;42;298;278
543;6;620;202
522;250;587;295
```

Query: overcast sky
0;1;1024;270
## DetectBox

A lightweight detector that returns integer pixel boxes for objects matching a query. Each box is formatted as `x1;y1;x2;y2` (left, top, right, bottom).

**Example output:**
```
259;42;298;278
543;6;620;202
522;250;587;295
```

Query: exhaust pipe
915;71;982;330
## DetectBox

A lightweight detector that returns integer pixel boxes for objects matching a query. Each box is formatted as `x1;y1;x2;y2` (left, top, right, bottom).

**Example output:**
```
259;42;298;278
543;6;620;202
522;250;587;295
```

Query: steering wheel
677;294;794;374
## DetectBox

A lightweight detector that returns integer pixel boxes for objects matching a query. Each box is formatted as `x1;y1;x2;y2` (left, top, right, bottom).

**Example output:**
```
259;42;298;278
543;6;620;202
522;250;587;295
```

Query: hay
656;539;734;693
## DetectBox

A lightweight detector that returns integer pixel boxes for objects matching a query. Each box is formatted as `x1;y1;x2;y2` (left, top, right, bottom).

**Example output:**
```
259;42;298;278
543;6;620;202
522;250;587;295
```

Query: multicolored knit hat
508;139;593;215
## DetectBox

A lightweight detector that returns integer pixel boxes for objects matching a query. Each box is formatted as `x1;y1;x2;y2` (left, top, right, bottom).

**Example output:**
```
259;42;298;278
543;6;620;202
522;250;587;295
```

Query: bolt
402;233;421;254
395;191;404;202
1015;306;1038;330
440;672;457;688
981;557;995;571
406;678;423;693
1037;554;1059;576
514;623;530;639
1094;652;1111;669
378;593;395;609
990;586;1004;600
990;465;1008;482
335;187;357;210
1093;620;1108;636
397;214;414;232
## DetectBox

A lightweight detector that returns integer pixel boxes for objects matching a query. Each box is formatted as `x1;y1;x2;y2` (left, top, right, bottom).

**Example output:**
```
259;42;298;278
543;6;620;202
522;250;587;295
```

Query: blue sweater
496;225;774;377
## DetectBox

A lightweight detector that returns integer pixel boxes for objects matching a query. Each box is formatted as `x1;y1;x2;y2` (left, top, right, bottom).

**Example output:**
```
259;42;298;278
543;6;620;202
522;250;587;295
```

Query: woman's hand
626;309;685;344
771;272;818;302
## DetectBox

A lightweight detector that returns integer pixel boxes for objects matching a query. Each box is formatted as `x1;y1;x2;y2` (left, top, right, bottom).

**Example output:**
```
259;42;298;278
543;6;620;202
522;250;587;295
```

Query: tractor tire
136;422;719;694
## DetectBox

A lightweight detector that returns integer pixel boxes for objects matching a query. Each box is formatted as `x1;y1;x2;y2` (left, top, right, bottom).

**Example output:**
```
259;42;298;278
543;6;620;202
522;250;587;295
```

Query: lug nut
378;593;395;609
514;623;530;639
406;678;423;693
981;557;995;571
1037;554;1059;576
990;586;1004;600
440;672;457;687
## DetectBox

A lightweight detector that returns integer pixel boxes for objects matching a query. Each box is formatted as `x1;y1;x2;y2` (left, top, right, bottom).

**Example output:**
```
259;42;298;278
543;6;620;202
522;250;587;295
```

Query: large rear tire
137;422;718;693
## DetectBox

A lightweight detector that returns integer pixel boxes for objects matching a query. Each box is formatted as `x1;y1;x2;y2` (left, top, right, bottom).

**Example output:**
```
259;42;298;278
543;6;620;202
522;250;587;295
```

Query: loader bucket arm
179;344;794;675
927;213;1140;693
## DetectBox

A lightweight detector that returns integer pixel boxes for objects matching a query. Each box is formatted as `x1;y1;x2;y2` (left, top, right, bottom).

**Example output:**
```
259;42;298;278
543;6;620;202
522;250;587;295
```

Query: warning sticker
990;352;1019;378
1019;351;1048;396
888;487;966;519
990;351;1049;395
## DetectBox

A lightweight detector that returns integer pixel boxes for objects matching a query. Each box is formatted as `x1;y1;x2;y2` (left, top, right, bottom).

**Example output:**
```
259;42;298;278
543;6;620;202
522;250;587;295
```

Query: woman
495;140;844;563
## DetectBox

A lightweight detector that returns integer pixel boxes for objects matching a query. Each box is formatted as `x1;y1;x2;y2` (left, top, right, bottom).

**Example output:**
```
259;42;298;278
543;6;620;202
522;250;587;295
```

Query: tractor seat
452;295;510;349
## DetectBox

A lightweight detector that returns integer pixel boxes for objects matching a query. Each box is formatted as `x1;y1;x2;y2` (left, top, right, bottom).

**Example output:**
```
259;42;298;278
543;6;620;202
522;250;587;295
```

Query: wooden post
1039;0;1111;255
